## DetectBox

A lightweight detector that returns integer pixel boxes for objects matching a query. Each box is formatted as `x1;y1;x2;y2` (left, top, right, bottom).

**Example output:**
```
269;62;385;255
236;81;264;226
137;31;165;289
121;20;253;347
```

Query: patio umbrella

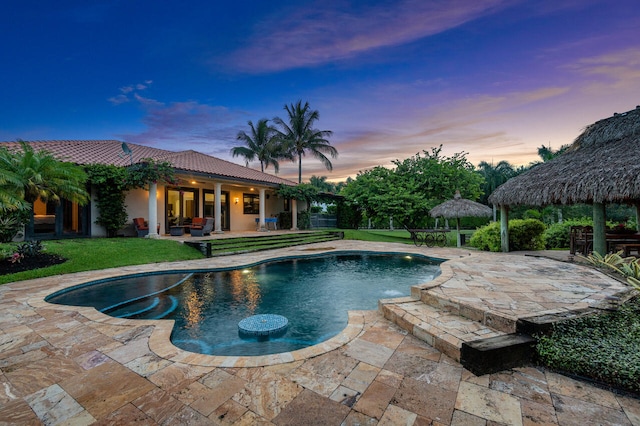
430;191;492;247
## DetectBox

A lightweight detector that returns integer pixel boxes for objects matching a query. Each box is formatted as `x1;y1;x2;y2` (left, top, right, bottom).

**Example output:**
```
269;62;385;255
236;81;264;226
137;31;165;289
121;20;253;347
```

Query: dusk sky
2;1;639;183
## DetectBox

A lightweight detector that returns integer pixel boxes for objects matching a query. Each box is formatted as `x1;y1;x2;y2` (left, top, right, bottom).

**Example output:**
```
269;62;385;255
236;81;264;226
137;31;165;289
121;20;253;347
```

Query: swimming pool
46;252;442;356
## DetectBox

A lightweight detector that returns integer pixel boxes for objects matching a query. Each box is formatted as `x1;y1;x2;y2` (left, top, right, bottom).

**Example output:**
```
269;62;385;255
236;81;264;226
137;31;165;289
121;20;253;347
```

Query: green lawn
0;229;472;284
0;238;202;285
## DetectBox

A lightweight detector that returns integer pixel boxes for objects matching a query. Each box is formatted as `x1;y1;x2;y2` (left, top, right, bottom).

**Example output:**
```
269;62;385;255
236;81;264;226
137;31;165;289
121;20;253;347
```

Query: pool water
46;252;442;356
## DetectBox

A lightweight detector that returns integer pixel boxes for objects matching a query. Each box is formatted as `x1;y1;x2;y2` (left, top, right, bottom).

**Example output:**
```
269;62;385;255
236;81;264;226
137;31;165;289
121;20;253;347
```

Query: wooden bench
614;243;640;257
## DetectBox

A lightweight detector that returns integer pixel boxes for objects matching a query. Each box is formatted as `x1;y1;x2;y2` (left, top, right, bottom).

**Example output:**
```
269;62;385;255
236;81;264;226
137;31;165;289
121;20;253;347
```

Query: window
243;193;259;214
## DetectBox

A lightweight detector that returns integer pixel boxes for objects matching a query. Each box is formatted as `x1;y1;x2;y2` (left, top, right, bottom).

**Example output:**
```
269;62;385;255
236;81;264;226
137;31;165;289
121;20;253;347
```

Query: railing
310;213;337;228
406;229;448;247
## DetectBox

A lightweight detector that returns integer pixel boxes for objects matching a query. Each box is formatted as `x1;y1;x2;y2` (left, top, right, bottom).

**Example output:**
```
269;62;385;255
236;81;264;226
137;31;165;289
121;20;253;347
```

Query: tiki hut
489;105;640;253
430;191;492;247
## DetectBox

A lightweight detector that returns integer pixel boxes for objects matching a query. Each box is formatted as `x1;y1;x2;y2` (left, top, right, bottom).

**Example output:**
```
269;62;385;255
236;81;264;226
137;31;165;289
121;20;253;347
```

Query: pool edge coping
27;246;454;367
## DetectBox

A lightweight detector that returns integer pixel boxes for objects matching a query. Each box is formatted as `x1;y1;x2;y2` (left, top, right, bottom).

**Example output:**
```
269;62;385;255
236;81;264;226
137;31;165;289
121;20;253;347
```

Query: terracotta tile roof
0;140;296;187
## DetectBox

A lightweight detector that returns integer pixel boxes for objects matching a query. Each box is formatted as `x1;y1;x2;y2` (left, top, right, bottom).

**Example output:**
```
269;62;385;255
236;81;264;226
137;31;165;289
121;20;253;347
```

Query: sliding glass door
203;190;229;230
166;187;199;231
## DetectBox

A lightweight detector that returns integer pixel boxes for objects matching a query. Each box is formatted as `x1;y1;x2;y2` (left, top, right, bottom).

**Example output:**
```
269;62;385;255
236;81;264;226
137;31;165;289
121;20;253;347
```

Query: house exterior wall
92;182;298;236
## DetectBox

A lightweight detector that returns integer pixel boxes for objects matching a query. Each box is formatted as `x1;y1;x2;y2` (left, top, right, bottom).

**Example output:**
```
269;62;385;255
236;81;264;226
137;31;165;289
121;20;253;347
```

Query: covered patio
489;105;640;254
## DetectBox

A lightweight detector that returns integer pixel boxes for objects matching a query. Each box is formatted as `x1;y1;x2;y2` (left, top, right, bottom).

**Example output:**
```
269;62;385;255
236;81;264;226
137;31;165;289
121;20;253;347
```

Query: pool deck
0;241;638;425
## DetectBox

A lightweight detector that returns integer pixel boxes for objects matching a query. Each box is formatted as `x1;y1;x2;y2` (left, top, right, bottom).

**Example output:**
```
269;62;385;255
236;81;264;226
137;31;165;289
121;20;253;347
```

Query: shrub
509;219;546;250
469;221;501;251
336;201;361;229
278;211;292;229
0;215;22;243
16;240;44;257
470;219;546;252
543;218;592;249
536;297;640;393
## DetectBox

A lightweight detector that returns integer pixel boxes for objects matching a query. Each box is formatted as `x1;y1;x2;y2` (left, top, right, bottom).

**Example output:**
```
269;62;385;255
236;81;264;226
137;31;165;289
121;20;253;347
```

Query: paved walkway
0;241;638;425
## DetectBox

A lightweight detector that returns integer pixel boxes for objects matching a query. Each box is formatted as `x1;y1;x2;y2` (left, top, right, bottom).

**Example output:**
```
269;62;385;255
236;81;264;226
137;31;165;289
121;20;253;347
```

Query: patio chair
190;217;214;237
570;225;592;255
133;217;158;237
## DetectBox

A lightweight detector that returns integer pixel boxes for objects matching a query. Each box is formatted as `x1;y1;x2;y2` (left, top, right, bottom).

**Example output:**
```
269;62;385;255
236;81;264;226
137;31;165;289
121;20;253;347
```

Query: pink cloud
220;0;512;73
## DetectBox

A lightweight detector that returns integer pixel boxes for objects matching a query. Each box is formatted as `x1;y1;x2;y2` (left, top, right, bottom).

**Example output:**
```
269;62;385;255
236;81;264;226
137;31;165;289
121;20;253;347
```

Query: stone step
412;286;518;334
379;297;505;362
380;296;538;375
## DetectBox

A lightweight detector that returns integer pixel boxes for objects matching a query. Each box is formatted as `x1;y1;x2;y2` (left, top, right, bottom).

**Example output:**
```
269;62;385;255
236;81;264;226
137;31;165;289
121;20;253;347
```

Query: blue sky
2;0;639;182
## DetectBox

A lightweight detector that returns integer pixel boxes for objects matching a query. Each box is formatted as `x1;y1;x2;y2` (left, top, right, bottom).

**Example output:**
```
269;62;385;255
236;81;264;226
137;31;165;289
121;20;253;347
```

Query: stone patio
0;241;638;425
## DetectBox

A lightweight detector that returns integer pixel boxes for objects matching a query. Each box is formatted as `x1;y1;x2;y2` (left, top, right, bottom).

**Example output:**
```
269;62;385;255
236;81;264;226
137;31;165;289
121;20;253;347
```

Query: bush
336;201;361;229
536;297;640;393
16;240;43;257
0;210;31;243
470;219;546;252
469;221;501;251
278;211;292;229
543;218;592;249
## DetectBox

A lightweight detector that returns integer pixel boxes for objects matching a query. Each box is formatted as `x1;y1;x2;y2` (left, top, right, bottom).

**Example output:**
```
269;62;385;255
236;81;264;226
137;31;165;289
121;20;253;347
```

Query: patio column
291;199;298;230
500;204;509;252
214;182;223;233
148;182;159;238
258;188;266;231
593;202;607;255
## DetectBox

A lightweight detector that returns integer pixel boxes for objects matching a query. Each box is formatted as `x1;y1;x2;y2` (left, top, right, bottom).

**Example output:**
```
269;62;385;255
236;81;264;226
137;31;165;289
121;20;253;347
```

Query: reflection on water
47;253;442;356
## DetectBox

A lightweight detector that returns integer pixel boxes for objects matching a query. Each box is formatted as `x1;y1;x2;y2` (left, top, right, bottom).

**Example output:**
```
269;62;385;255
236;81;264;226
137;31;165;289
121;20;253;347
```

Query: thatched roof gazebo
430;191;492;247
489;105;640;253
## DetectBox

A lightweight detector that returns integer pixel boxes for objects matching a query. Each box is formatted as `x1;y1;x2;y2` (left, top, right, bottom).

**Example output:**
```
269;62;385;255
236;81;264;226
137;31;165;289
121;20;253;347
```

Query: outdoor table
255;218;278;230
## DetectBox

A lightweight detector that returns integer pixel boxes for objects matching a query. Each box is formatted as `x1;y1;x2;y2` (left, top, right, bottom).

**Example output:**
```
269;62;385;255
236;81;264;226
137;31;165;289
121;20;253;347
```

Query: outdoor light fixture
234;197;239;204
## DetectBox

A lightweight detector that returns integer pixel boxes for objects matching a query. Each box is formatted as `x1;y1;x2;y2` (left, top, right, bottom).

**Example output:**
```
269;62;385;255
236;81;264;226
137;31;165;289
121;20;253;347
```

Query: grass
0;238;203;285
0;229;468;284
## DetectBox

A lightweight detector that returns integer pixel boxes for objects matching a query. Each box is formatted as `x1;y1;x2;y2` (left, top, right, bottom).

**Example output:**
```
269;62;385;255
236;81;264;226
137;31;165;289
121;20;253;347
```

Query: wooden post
500;205;509;252
593;202;606;255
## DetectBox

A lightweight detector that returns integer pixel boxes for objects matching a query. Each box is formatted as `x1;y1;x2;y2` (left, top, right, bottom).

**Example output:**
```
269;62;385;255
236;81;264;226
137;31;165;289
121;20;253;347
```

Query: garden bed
0;253;66;276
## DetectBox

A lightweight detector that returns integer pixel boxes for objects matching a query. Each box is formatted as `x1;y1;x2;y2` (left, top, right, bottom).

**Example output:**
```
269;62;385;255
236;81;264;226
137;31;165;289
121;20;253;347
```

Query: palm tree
1;141;88;208
273;100;337;183
309;175;334;193
477;160;516;205
537;144;570;162
231;119;286;173
0;148;29;212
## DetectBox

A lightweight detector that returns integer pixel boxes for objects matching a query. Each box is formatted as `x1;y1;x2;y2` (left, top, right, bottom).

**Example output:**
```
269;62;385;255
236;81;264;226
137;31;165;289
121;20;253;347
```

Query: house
0;140;301;239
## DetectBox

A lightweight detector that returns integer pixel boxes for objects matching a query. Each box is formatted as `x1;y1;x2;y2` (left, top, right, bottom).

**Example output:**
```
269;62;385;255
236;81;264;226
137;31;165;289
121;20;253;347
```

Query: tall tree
537;143;569;162
231;119;286;173
309;175;334;193
476;160;516;205
342;147;483;229
273;100;337;183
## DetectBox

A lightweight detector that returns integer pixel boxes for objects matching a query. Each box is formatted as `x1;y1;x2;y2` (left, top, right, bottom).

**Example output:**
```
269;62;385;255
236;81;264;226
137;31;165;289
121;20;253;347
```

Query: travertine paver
0;240;637;425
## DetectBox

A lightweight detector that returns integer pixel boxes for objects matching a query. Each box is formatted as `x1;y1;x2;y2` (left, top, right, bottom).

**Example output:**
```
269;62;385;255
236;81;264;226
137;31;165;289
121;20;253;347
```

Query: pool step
379;296;536;375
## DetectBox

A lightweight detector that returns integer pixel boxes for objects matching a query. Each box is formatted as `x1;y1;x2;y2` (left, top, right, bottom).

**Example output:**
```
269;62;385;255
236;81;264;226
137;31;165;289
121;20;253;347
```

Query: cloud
120;100;245;152
108;80;154;105
221;0;512;73
107;94;129;105
566;47;640;92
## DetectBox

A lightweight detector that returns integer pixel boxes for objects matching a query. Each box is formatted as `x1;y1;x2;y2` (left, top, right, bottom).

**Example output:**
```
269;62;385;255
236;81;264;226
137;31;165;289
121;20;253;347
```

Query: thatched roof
489;105;640;206
430;191;492;219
